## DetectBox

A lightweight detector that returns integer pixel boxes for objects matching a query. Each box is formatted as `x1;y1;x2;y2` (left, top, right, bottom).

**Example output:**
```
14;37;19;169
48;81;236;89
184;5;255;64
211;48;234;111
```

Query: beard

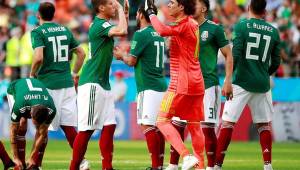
137;18;141;29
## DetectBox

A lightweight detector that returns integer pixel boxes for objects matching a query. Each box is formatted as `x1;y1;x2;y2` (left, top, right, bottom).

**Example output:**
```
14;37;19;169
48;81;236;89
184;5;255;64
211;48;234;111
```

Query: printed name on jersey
102;22;111;28
151;32;159;37
201;31;209;41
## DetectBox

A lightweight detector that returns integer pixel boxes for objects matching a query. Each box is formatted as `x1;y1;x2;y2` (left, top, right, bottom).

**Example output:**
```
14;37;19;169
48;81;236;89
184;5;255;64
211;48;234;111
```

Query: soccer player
30;2;86;168
69;0;128;169
7;78;56;169
0;141;15;170
166;0;234;169
114;4;167;169
214;0;281;169
145;0;206;169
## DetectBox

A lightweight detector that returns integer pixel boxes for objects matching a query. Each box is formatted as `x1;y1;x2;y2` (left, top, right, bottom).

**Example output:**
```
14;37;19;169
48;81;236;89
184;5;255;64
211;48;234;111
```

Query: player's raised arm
145;0;182;36
108;0;128;37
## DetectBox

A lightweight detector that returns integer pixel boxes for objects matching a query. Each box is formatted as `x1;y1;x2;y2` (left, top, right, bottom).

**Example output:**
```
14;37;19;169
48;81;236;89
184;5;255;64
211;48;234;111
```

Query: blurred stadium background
0;0;299;151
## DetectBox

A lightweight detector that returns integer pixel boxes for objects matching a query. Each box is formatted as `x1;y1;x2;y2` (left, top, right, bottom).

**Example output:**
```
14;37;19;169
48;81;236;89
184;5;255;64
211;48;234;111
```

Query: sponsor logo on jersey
201;31;208;41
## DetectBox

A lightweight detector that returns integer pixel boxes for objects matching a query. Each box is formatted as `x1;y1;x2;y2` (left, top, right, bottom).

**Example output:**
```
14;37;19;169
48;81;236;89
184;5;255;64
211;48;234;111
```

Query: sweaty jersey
150;16;205;95
130;26;167;93
199;20;229;89
79;17;114;90
7;78;56;123
232;18;281;93
31;22;79;89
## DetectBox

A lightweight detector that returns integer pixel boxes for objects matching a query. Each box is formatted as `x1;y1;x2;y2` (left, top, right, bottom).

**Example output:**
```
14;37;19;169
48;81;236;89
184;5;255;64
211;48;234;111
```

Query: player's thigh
60;87;77;127
137;90;165;126
222;85;251;123
77;83;106;131
102;90;117;126
157;91;176;121
248;90;274;123
47;89;63;131
203;86;221;124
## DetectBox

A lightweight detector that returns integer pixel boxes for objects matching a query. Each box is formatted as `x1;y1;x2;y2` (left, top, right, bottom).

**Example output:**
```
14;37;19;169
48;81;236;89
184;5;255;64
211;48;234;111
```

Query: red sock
156;129;165;168
34;136;48;167
202;127;217;167
0;141;12;166
61;126;78;148
16;130;26;166
100;124;116;169
169;120;186;165
70;130;93;170
143;126;160;168
215;126;233;166
258;127;272;164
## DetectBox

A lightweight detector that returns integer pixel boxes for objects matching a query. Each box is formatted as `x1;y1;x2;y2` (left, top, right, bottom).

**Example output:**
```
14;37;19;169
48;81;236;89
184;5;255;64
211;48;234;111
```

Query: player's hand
222;79;233;100
145;0;156;16
13;158;23;170
26;157;37;170
72;73;79;93
113;46;124;60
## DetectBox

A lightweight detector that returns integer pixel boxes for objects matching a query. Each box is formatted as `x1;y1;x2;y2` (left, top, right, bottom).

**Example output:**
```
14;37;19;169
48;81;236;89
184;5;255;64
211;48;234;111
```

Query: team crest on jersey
201;31;208;41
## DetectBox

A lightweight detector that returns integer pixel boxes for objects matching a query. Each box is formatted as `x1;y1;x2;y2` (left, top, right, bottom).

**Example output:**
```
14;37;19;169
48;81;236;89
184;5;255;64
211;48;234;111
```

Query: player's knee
221;121;235;129
201;122;215;128
256;123;271;133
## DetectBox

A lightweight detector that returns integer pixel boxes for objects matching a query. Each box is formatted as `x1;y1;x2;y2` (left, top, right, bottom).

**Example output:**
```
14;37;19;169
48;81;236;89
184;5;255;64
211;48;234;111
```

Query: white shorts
202;86;221;124
77;83;116;131
137;90;165;126
222;85;274;123
47;87;77;131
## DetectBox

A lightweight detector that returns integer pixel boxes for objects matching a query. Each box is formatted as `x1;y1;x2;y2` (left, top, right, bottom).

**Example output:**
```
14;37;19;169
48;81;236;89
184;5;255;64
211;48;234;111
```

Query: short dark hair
200;0;210;12
177;0;196;15
92;0;109;13
31;105;49;125
250;0;266;15
38;2;55;21
138;3;158;23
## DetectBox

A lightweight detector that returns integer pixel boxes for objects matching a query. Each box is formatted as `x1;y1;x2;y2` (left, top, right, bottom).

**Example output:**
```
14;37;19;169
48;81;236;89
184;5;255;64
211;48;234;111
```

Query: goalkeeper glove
145;0;156;16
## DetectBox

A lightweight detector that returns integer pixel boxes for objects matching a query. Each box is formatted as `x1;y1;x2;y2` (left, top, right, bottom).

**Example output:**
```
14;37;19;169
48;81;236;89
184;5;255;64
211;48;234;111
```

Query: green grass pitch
0;140;299;170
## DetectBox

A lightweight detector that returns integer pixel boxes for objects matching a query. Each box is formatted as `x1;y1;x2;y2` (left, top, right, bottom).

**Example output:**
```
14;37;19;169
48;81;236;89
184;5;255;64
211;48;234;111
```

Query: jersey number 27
246;32;271;62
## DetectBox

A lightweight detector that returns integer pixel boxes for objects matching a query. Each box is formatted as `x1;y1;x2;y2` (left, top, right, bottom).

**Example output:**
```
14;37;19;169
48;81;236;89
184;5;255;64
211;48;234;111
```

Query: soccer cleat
80;159;90;170
213;165;222;170
181;155;199;170
165;164;179;170
205;167;214;170
264;164;273;170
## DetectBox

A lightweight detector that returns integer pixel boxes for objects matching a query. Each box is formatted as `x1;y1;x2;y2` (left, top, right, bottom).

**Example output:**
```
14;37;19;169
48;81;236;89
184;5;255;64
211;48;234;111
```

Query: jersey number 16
48;35;69;62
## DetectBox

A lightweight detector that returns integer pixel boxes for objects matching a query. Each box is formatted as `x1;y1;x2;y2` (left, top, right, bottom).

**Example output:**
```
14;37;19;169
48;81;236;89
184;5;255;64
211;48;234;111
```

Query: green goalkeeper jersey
232;18;281;93
79;17;114;90
31;22;80;89
130;26;167;93
7;78;56;124
199;20;229;89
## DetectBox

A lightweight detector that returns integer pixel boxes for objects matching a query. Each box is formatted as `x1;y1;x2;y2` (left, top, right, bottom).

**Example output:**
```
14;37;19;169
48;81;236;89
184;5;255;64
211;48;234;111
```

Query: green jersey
232;18;281;93
130;26;167;93
199;20;229;89
79;17;114;90
7;78;56;124
31;22;79;89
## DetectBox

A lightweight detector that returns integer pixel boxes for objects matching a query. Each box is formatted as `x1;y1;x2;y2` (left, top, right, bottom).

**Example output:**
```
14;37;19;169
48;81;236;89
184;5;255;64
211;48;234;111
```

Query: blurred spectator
112;71;128;102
